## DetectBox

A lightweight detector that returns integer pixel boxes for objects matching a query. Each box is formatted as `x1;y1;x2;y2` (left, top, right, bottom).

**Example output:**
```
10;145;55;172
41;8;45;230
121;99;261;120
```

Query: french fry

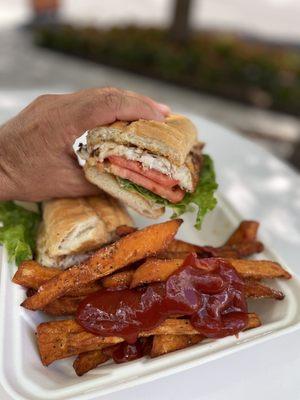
42;296;85;316
26;288;36;297
13;260;59;288
40;272;285;318
73;349;110;376
115;225;137;237
158;241;263;260
157;239;205;260
37;314;260;365
22;220;182;311
102;270;134;289
18;259;286;306
75;336;202;373
244;280;284;300
226;221;260;245
142;314;260;336
73;338;153;376
12;261;103;297
197;241;264;259
64;281;102;297
36;320;123;366
149;307;262;358
151;335;203;358
164;239;203;253
130;258;182;288
130;258;290;289
228;259;291;280
73;311;261;374
41;280;284;317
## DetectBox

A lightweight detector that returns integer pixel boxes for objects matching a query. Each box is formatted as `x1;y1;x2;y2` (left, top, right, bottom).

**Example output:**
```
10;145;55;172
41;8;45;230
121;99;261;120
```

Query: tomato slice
108;156;179;188
109;164;185;203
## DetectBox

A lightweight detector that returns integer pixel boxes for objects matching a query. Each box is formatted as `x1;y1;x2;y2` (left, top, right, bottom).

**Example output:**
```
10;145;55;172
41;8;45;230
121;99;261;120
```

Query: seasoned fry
13;261;103;297
151;334;203;358
22;220;182;311
73;338;152;376
64;281;102;297
26;288;36;297
39;270;285;317
157;239;204;259
149;310;262;358
130;258;290;289
130;258;182;288
37;314;260;365
102;270;134;289
226;221;259;245
164;239;202;253
42;296;85;316
158;241;263;260
228;259;291;279
42;280;284;317
198;241;264;258
12;260;59;288
244;280;284;300
73;349;110;376
115;225;137;237
156;251;191;259
143;314;260;336
36;320;123;366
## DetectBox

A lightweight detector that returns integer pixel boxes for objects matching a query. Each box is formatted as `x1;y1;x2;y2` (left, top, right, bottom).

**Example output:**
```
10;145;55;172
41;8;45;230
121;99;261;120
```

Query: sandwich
36;194;133;269
78;114;217;228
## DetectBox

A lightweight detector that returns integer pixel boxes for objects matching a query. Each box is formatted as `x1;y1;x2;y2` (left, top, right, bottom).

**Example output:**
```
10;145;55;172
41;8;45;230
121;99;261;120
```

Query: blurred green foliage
35;26;300;115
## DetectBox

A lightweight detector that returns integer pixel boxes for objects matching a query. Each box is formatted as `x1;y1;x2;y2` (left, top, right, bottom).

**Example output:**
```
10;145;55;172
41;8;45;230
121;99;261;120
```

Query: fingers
112;89;171;121
70;87;171;136
156;103;171;115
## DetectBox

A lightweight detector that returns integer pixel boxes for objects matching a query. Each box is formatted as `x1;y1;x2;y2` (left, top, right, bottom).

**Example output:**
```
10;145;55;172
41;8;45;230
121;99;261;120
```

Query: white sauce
88;142;193;191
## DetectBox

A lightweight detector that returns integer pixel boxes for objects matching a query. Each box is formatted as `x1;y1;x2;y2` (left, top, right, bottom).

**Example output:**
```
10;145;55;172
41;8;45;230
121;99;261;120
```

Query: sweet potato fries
12;219;291;376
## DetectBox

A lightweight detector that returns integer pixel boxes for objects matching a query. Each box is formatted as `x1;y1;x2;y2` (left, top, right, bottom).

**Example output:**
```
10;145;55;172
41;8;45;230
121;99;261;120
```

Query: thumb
64;157;103;197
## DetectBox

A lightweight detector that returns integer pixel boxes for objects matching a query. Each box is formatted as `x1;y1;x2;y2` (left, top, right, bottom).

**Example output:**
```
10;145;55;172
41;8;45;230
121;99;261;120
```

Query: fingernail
156;103;171;115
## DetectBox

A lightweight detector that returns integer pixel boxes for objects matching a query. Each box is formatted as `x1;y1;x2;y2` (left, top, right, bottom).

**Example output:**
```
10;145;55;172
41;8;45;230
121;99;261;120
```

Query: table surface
1;96;300;400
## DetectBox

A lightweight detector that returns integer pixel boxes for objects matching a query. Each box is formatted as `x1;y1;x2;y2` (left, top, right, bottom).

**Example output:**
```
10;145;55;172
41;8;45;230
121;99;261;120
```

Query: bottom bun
84;165;165;219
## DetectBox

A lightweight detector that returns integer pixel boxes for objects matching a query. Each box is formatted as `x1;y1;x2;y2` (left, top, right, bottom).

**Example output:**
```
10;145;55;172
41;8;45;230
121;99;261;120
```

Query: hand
0;87;170;201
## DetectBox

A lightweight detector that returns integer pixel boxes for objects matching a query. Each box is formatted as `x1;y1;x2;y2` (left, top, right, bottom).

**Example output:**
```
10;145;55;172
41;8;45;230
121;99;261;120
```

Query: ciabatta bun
36;195;133;268
87;114;197;166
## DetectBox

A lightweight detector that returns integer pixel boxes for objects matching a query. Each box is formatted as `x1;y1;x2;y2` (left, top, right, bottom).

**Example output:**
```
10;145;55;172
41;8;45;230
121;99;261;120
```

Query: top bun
87;114;198;166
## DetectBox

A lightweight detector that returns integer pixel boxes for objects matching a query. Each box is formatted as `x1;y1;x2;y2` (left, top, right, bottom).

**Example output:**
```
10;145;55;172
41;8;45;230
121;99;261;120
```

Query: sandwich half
37;194;133;269
79;114;217;228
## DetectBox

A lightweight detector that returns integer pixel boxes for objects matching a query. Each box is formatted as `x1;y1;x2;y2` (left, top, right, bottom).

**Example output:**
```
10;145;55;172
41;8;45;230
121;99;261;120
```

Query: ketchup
109;338;150;364
76;254;248;343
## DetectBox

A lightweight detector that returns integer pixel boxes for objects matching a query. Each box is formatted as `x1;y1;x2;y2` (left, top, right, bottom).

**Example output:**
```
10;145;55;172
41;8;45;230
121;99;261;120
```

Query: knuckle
34;94;53;104
82;87;124;115
100;87;123;111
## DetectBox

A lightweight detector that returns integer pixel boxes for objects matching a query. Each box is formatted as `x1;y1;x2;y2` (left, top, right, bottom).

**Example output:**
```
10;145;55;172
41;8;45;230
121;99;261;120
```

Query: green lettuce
117;154;218;229
0;202;41;266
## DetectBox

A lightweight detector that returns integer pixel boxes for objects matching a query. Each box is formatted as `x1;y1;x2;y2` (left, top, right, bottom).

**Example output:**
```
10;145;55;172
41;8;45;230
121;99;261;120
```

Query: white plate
1;194;300;400
1;113;300;400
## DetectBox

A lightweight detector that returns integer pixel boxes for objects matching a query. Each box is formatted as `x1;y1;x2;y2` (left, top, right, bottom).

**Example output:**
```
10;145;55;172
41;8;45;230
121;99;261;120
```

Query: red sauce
110;338;150;363
76;254;248;343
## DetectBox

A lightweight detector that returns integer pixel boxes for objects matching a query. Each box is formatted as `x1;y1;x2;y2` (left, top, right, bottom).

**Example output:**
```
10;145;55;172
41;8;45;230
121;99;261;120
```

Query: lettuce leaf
117;154;218;229
0;202;41;266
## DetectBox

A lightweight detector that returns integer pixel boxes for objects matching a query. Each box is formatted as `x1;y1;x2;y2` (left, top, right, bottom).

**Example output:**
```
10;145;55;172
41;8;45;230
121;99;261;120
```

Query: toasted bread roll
37;195;133;268
87;114;197;166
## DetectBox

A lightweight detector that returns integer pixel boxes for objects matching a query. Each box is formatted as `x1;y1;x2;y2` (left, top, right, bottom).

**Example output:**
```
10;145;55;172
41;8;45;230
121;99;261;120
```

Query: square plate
1;195;300;400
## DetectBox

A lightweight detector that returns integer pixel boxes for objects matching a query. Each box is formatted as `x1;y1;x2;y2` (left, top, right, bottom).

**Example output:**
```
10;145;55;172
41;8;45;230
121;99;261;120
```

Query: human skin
0;87;170;201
